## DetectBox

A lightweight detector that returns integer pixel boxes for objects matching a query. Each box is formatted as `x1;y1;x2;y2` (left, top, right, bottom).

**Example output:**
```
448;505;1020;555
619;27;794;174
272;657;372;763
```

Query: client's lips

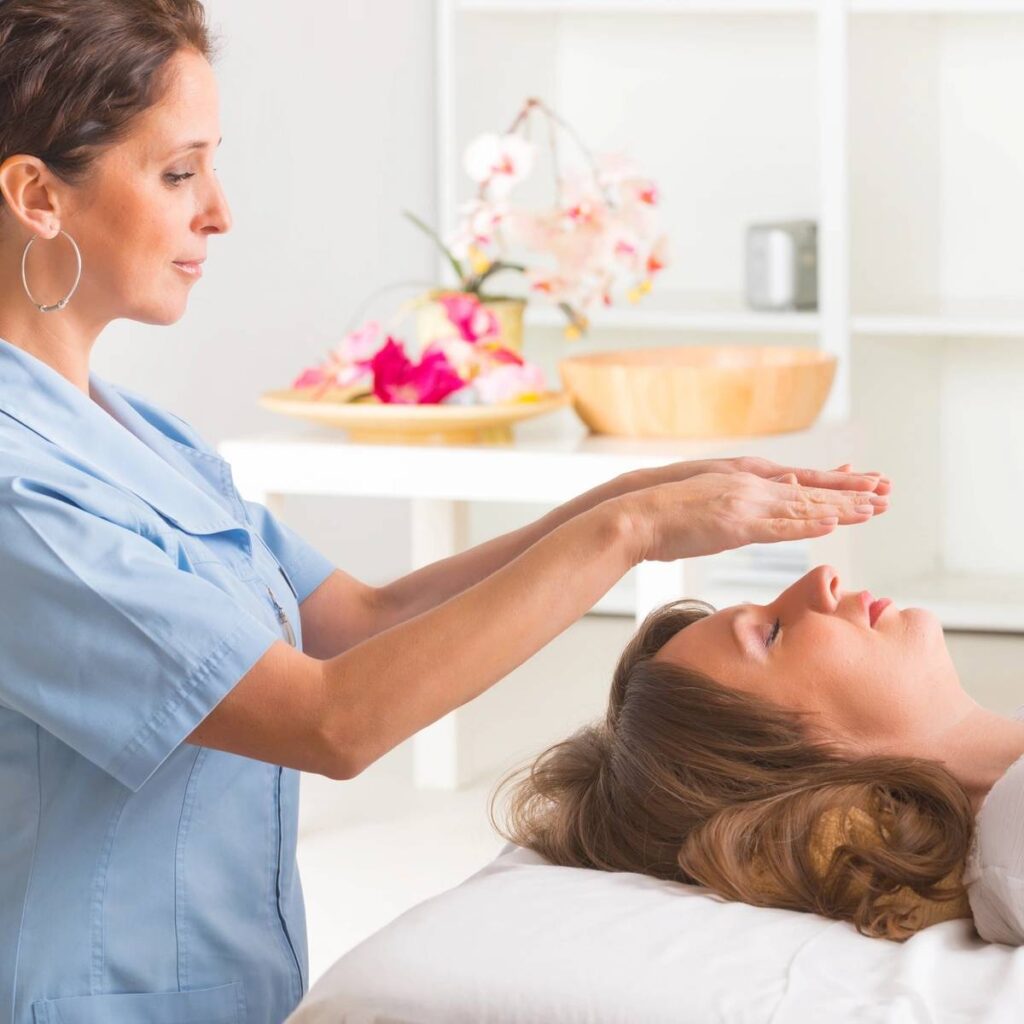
868;598;892;627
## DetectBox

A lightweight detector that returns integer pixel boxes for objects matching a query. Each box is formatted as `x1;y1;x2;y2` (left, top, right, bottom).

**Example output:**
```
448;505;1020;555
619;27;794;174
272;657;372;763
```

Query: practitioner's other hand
641;457;891;498
619;469;890;563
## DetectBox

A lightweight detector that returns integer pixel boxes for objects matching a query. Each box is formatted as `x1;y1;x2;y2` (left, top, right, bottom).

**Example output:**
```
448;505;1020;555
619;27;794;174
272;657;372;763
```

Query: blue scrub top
0;338;337;1024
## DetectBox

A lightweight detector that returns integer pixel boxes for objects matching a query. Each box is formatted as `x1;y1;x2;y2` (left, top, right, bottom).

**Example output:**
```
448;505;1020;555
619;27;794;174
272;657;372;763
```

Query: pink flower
439;293;500;343
292;366;328;389
292;320;383;392
473;362;547;404
423;336;486;378
371;337;466;405
482;345;524;367
338;320;383;364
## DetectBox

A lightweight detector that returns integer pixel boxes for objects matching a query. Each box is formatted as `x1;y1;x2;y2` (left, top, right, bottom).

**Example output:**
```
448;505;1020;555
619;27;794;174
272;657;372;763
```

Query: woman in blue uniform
0;2;890;1020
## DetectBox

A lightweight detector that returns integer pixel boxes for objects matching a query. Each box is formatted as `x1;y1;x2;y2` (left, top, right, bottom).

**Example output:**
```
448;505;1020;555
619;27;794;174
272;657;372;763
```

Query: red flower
371;337;466;404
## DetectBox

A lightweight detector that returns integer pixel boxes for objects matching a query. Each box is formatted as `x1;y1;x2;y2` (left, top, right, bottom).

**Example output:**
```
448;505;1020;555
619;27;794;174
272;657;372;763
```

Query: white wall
92;0;437;584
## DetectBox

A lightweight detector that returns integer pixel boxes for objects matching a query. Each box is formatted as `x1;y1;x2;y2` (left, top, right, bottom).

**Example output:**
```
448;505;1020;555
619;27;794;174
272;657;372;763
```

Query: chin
136;301;189;326
904;605;948;650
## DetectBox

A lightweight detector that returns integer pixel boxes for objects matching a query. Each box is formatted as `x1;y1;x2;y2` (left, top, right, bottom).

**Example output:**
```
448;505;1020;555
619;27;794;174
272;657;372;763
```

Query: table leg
410;498;470;791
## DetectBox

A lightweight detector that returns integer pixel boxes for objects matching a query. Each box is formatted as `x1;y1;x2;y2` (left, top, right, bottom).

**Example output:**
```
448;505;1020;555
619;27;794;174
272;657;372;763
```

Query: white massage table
286;843;1024;1023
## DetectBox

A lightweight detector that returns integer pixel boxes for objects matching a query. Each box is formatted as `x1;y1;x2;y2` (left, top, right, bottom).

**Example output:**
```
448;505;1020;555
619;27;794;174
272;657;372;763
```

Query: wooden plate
259;388;572;444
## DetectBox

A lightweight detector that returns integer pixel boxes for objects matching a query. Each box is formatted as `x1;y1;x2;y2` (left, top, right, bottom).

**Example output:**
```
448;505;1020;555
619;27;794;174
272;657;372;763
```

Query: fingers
773;479;890;506
829;463;892;495
783;464;891;495
770;491;887;523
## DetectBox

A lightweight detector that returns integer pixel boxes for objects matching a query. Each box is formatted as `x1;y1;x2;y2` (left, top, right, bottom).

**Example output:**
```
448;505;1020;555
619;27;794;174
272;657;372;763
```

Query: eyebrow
168;137;223;156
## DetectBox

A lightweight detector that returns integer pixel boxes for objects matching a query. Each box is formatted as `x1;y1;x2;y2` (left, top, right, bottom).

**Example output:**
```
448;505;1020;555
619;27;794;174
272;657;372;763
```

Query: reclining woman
495;515;1024;944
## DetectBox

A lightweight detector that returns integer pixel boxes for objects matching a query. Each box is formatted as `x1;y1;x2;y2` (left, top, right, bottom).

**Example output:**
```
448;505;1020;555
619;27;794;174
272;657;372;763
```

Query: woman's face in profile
654;564;964;755
60;48;231;326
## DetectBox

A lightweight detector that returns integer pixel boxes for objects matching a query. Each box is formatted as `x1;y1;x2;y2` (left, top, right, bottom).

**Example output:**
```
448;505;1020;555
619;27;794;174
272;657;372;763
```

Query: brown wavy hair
0;0;217;218
492;599;975;941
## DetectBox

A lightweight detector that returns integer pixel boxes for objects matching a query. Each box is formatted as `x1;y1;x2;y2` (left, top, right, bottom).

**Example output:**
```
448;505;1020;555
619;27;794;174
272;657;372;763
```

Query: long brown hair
492;599;974;941
0;0;217;214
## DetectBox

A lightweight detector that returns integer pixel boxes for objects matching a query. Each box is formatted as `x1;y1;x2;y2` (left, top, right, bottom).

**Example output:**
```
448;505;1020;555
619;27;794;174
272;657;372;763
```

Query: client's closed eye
764;618;781;649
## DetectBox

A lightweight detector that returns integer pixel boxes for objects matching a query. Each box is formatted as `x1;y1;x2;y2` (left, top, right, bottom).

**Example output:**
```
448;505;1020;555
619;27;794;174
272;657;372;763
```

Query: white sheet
287;844;1024;1023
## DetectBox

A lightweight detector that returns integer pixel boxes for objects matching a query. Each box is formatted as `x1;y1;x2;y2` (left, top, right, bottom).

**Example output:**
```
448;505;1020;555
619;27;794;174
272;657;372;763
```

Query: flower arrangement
291;292;547;406
407;96;669;340
288;96;668;409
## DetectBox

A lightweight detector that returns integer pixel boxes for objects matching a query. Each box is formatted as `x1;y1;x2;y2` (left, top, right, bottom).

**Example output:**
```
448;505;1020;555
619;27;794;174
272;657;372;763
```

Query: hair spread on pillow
491;599;974;942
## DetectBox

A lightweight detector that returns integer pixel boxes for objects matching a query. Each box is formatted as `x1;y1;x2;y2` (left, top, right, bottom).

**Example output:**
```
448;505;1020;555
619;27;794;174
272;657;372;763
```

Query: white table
220;408;856;789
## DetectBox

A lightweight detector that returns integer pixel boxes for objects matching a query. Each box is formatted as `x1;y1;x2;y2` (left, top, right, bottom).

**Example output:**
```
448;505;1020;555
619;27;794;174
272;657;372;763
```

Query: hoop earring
21;229;83;313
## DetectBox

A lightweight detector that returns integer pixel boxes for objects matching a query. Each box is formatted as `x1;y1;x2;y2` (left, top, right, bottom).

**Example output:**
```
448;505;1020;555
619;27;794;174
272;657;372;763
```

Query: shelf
877;571;1024;632
851;2;1024;13
853;298;1024;338
459;0;1024;11
458;0;815;12
525;289;821;335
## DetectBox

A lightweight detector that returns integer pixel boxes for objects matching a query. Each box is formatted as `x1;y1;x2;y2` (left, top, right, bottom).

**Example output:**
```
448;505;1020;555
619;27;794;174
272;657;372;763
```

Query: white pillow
288;844;1024;1024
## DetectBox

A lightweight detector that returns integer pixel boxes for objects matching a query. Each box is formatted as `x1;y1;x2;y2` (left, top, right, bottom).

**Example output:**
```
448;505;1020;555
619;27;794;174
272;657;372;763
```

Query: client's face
653;564;968;756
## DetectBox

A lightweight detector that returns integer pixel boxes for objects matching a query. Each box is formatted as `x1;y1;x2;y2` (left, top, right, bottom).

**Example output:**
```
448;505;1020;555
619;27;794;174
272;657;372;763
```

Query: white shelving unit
435;0;1024;631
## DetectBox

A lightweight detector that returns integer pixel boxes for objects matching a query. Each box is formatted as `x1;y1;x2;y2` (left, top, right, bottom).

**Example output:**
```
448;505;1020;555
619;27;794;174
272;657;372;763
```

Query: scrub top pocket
174;527;261;584
31;980;245;1024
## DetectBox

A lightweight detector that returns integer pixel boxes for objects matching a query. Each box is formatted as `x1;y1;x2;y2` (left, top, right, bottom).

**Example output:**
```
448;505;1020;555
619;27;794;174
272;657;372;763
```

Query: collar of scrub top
0;335;248;538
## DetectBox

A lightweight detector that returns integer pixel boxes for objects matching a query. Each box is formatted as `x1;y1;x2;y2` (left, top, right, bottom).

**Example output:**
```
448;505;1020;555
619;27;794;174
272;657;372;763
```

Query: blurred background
92;0;1024;985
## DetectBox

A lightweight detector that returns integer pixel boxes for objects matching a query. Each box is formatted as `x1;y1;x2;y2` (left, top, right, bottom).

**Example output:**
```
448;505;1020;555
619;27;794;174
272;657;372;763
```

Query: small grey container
745;220;818;312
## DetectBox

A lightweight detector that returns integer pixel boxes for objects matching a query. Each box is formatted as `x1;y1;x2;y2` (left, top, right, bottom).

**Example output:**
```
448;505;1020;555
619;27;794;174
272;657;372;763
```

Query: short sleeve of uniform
240;497;335;604
0;475;280;793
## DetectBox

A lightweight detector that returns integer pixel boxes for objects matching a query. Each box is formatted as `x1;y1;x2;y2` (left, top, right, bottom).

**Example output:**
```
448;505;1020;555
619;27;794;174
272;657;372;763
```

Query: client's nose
809;564;841;610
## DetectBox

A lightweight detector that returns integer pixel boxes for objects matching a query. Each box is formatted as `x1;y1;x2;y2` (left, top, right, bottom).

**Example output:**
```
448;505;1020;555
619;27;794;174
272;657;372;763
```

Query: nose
777;564;841;614
201;178;233;236
814;564;842;609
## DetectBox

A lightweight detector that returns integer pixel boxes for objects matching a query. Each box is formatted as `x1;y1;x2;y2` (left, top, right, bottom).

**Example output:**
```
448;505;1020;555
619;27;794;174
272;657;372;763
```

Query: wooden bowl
259;388;571;445
558;345;837;438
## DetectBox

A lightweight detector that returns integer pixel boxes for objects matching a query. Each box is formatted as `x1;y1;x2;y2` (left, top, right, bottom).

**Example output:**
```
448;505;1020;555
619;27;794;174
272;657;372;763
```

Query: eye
764;617;781;649
164;171;195;186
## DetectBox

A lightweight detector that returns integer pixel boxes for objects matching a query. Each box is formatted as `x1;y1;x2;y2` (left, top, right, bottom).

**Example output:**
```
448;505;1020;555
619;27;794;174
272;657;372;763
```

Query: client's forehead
653;606;761;671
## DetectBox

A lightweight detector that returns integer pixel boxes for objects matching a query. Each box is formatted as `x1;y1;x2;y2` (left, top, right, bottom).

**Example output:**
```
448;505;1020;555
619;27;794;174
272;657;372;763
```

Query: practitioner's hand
640;457;891;498
620;470;890;563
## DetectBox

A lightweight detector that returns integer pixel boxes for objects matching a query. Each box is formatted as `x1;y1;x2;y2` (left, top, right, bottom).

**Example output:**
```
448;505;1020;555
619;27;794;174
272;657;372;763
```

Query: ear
0;154;63;239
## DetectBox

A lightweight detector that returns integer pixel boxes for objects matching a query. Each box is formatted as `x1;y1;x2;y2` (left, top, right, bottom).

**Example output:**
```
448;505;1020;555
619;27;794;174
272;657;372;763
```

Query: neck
922;705;1024;816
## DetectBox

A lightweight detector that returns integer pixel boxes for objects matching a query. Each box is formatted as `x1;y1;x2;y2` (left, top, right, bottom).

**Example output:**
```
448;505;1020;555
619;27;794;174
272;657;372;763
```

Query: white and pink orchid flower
463;133;535;199
446;198;509;260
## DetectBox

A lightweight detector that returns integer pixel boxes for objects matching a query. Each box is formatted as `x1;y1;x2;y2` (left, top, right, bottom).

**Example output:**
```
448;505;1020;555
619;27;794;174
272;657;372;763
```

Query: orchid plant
291;292;547;406
405;96;669;340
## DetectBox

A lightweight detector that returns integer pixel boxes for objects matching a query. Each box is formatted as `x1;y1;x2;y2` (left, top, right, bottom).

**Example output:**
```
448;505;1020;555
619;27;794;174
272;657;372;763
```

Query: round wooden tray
259;388;572;444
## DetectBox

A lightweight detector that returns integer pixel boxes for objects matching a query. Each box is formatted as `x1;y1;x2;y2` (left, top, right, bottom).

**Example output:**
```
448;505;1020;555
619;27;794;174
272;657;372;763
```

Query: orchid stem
402;209;467;287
